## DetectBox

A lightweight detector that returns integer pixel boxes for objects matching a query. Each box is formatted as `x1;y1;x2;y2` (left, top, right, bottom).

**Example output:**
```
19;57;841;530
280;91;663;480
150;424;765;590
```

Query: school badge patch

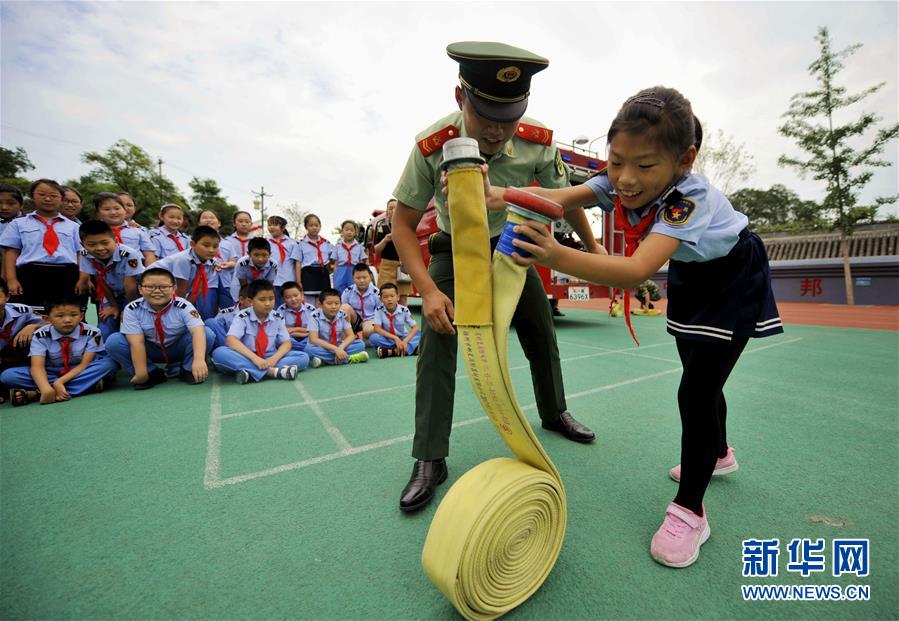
128;259;139;268
190;310;200;318
662;198;696;226
94;335;102;346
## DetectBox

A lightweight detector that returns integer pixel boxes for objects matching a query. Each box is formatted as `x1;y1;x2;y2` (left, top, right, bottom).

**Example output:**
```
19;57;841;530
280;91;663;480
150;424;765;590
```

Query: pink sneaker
650;502;710;568
669;446;738;482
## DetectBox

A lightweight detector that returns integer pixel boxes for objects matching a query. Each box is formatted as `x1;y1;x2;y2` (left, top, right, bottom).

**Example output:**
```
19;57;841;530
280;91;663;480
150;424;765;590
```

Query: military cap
447;41;549;123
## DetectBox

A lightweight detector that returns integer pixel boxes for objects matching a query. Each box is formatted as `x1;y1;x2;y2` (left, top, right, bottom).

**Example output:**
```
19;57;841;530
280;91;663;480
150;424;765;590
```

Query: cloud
1;0;896;239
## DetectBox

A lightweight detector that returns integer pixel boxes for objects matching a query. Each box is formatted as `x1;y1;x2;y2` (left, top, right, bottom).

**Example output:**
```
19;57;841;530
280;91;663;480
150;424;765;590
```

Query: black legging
673;336;749;515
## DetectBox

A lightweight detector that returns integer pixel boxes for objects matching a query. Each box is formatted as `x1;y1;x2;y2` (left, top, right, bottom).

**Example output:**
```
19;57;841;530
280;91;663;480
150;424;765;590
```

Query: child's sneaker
650;502;710;568
275;365;299;380
348;351;369;364
235;370;251;385
669;447;738;482
309;357;323;369
377;347;396;359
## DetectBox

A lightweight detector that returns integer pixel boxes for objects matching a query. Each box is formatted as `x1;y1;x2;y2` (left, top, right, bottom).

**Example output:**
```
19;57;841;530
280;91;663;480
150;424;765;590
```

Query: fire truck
363;142;615;306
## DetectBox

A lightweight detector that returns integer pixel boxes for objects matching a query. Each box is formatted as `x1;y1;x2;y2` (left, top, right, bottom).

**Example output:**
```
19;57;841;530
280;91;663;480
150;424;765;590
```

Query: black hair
318;288;340;303
379;282;398;294
248;237;270;253
340;219;359;233
352;262;372;275
246;279;275;298
79;219;115;240
191;225;220;243
45;296;83;314
237;284;250;299
28;179;64;199
159;203;184;218
139;267;176;285
0;277;8;296
0;184;24;205
233;210;252;224
303;213;321;228
93;192;125;210
267;215;290;237
280;280;302;294
607;86;701;160
198;209;221;226
61;186;82;201
116;191;133;199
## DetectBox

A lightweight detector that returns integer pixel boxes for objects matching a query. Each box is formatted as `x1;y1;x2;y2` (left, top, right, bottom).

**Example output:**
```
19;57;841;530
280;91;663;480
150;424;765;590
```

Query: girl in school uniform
291;213;333;306
198;209;237;310
497;86;782;569
267;215;296;306
329;219;367;294
149;204;190;259
218;210;255;306
0;179;83;313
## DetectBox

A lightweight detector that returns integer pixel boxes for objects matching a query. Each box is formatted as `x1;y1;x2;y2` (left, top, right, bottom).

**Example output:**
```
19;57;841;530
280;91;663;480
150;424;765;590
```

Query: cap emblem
496;66;521;83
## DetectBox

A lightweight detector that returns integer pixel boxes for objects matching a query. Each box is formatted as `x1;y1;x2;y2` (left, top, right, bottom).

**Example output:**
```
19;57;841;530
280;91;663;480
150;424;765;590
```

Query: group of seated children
0;180;420;404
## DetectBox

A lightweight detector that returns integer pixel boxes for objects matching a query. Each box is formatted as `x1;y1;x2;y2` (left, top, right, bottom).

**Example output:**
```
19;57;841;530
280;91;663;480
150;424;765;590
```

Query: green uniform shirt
393;110;570;238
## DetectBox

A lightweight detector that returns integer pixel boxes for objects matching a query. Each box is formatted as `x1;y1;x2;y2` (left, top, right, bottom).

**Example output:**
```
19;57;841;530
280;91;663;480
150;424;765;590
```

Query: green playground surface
1;307;897;620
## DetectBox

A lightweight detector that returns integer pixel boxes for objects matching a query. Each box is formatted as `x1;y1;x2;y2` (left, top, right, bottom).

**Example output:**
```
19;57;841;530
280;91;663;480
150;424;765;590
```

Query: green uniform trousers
413;232;567;460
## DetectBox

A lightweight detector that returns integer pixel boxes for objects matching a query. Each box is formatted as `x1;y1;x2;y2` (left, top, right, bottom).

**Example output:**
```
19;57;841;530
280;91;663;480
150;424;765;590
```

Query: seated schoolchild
92;192;157;265
232;237;278;300
211;280;309;384
1;297;117;406
306;288;368;367
277;280;316;351
205;284;251;348
105;267;214;389
0;277;45;402
370;283;420;358
339;263;379;340
76;220;144;342
154;225;221;320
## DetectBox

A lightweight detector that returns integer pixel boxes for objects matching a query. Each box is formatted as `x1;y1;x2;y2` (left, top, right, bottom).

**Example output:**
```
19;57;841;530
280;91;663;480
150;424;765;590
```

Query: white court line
293;379;352;452
558;339;679;364
217;341;674;421
203;377;223;488
205;336;802;489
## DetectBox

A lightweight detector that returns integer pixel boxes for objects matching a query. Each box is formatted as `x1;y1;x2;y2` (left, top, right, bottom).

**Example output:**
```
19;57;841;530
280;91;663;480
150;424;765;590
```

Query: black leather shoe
542;411;595;443
399;458;448;513
133;368;167;391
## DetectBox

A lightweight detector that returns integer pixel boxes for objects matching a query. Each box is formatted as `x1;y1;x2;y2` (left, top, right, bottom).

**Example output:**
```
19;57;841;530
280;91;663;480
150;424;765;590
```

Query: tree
0;145;35;190
189;177;239;235
729;185;824;232
76;140;188;226
778;26;899;304
693;129;756;197
279;202;309;238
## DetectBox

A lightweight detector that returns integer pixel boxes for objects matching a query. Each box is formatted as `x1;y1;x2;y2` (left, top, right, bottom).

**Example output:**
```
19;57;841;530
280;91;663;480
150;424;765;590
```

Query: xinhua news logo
740;538;871;602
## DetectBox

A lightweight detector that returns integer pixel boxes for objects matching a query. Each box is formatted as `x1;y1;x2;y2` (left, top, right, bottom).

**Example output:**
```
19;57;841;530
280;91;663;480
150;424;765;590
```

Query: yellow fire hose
421;139;567;621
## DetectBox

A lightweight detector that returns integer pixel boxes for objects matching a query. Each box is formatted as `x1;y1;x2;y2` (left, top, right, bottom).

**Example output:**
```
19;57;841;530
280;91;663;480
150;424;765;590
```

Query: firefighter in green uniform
391;41;602;513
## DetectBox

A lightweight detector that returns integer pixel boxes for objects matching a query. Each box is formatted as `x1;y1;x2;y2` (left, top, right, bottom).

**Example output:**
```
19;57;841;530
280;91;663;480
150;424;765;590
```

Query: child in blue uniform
291;213;332;306
501;86;782;569
155;225;221;320
93;192;157;265
0;179;82;313
233;237;278;299
2;297;117;406
267;215;296;306
330;220;367;294
370;283;420;357
0;278;45;398
0;184;24;245
205;284;251;348
305;288;368;367
77;220;145;342
149;204;190;259
211;280;309;384
340;263;379;340
105;268;214;389
197;209;236;310
277;281;316;351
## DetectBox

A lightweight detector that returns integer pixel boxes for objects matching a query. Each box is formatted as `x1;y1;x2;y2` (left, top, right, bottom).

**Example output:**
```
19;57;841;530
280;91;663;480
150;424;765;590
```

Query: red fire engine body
364;140;618;306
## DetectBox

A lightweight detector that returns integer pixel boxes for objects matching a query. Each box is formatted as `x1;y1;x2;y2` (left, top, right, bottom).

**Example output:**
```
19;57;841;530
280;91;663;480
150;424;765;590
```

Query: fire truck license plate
568;286;590;302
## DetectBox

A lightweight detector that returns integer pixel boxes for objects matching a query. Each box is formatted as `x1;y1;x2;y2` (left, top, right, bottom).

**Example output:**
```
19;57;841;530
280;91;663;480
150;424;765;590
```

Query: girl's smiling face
198;211;221;230
607;131;695;211
161;207;184;231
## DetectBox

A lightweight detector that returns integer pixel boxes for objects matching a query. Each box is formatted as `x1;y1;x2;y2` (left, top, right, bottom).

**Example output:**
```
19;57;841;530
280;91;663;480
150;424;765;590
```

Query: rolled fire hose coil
421;138;567;621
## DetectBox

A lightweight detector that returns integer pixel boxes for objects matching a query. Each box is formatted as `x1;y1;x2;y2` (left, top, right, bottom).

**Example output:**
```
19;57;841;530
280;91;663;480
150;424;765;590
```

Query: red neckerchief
34;215;61;255
0;310;13;345
166;229;184;252
90;258;115;309
386;309;397;335
255;318;269;358
235;236;250;256
308;236;326;267
271;237;288;263
327;317;338;345
111;225;125;244
153;299;176;362
250;263;265;280
341;242;355;265
356;288;367;320
286;307;303;327
613;196;659;346
58;336;74;374
191;256;209;299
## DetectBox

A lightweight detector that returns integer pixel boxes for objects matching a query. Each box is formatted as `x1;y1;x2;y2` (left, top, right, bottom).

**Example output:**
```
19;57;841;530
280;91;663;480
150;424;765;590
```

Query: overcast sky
2;1;896;236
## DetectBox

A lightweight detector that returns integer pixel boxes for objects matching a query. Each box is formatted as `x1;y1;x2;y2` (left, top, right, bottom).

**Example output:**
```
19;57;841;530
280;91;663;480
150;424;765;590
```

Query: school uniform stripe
666;319;733;335
666;322;733;341
755;321;783;332
756;317;782;327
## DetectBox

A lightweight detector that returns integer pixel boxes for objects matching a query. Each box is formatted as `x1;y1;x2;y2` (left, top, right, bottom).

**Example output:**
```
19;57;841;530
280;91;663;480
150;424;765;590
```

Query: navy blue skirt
666;229;783;343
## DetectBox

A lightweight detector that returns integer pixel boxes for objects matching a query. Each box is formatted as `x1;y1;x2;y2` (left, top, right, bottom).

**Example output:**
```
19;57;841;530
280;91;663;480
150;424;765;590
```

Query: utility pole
156;157;165;206
252;186;272;227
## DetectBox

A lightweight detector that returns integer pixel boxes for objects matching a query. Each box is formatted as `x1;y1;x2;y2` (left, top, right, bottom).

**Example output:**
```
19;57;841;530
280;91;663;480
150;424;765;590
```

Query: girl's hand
510;220;560;267
74;277;94;296
39;388;57;405
98;306;120;321
13;324;40;348
52;380;71;400
335;348;349;362
7;279;22;296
